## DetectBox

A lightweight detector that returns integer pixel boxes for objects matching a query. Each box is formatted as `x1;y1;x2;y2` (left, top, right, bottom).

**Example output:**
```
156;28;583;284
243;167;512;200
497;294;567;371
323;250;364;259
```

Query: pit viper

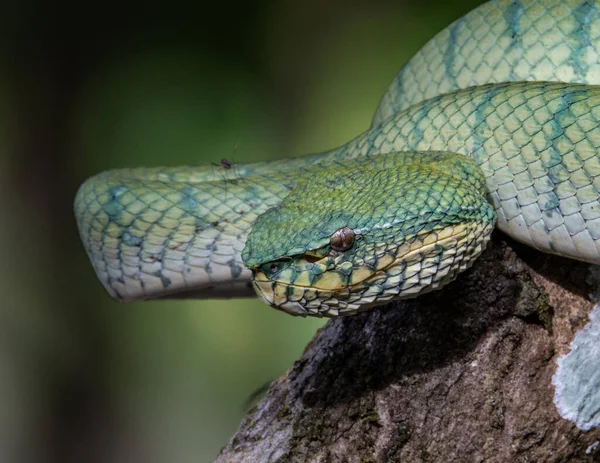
75;0;600;317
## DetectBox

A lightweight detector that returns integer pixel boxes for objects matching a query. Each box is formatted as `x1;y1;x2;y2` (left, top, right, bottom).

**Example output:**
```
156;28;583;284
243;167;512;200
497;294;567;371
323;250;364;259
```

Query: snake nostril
261;261;285;276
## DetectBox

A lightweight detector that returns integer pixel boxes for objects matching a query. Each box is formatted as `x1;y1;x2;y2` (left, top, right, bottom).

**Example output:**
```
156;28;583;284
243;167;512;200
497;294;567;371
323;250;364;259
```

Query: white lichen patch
552;304;600;430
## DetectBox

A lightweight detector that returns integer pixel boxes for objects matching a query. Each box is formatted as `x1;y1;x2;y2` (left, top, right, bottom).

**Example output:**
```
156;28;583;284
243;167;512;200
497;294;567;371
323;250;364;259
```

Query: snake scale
75;0;600;317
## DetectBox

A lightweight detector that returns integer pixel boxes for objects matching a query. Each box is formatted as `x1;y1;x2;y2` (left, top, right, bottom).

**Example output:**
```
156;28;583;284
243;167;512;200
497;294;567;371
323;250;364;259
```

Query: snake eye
330;226;355;252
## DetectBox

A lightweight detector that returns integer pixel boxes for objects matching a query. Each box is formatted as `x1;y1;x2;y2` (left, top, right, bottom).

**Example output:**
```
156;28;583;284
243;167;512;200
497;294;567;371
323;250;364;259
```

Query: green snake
75;0;600;317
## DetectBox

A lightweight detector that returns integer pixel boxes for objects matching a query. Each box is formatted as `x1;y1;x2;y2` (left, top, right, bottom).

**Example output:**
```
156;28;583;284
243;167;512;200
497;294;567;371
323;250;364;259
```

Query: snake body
75;0;600;316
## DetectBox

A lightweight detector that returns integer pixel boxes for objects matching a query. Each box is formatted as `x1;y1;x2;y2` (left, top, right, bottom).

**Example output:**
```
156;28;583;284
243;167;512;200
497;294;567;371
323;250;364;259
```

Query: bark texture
216;234;600;463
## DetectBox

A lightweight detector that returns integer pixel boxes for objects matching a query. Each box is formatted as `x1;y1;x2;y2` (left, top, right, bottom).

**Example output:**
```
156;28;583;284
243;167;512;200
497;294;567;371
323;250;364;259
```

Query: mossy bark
215;234;600;463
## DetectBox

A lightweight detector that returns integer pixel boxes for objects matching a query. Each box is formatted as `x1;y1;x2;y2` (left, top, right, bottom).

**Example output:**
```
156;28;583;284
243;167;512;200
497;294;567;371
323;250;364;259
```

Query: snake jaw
249;219;495;317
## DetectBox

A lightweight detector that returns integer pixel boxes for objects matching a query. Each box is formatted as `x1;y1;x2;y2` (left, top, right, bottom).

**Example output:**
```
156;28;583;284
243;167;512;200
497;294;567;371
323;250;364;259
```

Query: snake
75;0;600;317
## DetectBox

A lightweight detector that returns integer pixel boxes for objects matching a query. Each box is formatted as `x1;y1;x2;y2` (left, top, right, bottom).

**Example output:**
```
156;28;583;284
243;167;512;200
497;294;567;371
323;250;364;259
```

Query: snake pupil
330;226;355;252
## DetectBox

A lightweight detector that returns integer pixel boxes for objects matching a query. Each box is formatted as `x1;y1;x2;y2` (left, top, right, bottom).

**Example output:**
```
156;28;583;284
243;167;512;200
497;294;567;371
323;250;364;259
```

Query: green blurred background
2;0;482;461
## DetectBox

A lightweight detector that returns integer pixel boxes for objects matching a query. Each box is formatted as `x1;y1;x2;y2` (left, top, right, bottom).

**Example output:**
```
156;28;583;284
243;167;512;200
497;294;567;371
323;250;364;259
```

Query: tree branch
216;234;600;462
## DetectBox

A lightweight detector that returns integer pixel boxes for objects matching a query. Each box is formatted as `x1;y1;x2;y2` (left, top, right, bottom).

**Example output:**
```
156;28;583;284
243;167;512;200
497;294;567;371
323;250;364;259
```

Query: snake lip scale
75;0;600;317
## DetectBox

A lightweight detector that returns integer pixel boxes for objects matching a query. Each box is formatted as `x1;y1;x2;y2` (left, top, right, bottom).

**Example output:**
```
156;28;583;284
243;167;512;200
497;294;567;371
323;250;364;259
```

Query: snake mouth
249;220;495;317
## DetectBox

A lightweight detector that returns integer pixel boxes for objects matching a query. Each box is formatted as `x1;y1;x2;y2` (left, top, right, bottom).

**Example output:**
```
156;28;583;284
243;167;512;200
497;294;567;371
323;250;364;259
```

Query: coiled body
75;0;600;316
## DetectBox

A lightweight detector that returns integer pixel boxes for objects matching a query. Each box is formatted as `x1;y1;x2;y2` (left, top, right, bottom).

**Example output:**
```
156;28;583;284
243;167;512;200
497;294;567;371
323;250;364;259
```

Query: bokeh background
2;0;482;461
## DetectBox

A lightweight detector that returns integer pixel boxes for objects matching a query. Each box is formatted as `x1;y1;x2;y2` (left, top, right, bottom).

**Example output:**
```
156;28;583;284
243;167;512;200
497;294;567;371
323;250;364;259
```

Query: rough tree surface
215;235;600;463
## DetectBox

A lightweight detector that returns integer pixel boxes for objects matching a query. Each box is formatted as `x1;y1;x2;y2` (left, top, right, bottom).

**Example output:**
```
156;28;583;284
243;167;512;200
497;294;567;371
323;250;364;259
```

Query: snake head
241;152;496;317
